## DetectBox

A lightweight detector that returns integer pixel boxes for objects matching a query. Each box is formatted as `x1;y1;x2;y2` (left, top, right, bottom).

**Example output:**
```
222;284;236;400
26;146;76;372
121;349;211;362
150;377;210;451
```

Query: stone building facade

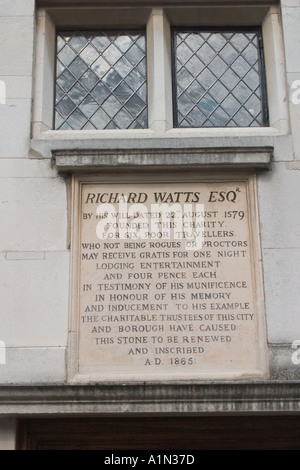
0;0;300;450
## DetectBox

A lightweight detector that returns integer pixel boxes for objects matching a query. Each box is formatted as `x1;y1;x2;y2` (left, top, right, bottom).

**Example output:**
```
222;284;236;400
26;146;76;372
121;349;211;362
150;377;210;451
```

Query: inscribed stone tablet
69;175;268;381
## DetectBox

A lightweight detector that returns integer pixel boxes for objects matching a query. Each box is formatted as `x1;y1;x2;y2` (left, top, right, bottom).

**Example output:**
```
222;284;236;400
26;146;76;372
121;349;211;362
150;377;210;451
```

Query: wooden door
18;416;300;450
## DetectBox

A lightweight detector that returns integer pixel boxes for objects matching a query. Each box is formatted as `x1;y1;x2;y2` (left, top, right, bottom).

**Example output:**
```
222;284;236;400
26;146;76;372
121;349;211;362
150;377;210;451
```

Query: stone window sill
32;127;276;165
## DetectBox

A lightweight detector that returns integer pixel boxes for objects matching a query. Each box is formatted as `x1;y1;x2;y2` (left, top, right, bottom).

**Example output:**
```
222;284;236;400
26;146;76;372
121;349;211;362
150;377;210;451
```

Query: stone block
147;9;173;131
258;162;300;249
281;0;300;8
0;76;33;100
0;252;69;348
272;135;293;162
287;73;300;159
262;8;290;133
281;7;300;73
32;10;56;135
5;252;45;260
263;247;300;343
0;17;34;76
0;176;68;251
0;0;35;17
0;347;66;384
0;99;31;158
0;159;57;178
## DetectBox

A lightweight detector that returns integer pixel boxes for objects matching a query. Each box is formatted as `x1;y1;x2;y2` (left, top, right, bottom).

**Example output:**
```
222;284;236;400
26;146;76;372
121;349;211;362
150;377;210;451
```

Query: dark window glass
55;31;147;130
173;28;268;128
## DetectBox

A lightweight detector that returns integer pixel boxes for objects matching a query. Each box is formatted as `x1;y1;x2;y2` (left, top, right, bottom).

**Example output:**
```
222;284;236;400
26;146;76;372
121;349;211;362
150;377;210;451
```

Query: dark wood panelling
18;416;300;450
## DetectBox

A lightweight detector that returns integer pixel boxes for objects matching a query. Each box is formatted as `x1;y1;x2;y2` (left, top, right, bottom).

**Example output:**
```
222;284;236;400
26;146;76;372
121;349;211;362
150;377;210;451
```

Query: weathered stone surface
68;174;268;382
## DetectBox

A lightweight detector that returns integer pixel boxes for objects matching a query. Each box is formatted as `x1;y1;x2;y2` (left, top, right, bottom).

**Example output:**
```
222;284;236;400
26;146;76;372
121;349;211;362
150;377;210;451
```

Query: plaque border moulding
67;165;269;384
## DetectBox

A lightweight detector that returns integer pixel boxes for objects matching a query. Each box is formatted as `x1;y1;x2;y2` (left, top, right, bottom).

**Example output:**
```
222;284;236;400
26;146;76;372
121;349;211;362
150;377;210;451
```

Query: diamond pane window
55;31;147;130
173;29;268;128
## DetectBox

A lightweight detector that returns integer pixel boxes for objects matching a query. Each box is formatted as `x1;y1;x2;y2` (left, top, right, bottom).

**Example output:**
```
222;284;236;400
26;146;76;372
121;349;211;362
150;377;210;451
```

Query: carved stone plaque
68;173;268;382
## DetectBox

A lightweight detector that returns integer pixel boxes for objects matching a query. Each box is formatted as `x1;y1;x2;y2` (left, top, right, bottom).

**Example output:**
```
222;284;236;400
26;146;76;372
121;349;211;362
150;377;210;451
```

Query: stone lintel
53;147;273;173
0;380;299;416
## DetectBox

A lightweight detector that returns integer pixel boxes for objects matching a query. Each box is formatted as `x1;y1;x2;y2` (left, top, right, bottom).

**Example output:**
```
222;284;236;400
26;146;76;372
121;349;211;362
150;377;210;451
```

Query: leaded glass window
55;30;147;130
173;28;268;128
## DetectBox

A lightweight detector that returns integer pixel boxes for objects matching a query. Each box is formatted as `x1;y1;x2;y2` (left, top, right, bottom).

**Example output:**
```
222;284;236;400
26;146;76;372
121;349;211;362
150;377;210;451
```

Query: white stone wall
0;0;299;407
259;0;300;346
0;0;69;386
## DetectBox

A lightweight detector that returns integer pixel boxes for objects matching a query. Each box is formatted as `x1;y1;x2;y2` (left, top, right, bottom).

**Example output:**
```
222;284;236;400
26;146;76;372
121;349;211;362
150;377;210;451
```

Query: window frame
171;25;269;129
31;5;289;156
54;28;148;131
